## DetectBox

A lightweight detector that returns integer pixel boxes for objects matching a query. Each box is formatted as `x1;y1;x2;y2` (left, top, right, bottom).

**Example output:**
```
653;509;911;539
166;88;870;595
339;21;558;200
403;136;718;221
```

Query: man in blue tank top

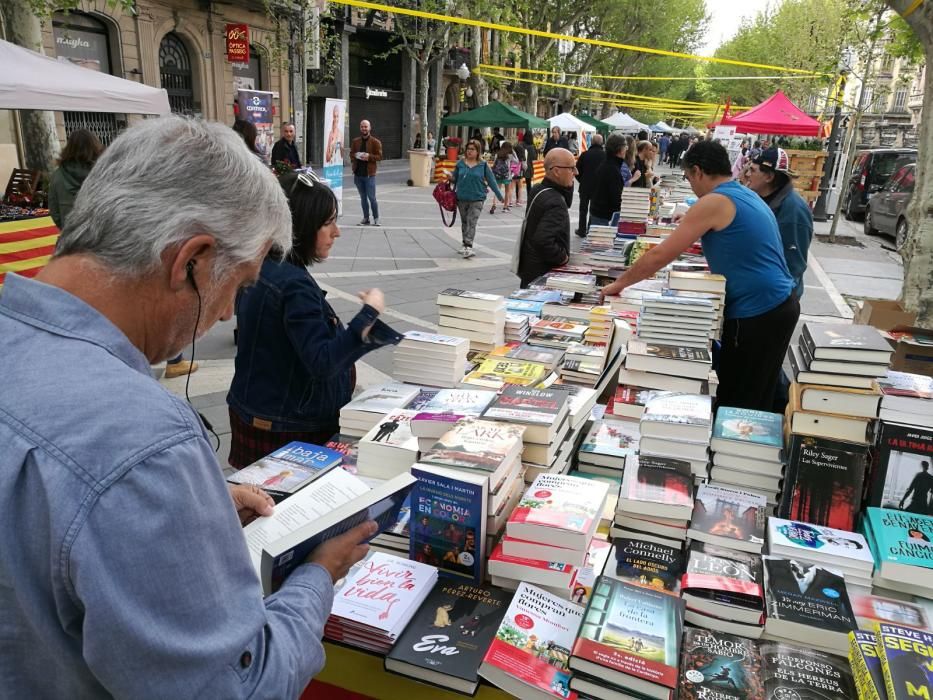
602;141;799;411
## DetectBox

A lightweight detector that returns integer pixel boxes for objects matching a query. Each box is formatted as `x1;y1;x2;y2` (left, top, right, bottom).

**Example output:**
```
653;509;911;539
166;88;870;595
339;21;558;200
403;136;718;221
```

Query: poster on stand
236;89;275;164
323;98;347;213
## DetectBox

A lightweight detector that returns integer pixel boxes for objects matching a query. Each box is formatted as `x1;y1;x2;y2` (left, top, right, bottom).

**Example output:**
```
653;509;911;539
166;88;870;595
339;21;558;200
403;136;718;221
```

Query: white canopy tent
601;111;649;133
548;112;596;133
0;39;170;115
651;121;675;133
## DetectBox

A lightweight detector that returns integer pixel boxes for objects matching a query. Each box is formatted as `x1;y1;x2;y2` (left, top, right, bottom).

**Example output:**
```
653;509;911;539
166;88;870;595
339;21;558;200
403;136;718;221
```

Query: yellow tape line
328;0;828;75
478;63;825;82
903;0;923;17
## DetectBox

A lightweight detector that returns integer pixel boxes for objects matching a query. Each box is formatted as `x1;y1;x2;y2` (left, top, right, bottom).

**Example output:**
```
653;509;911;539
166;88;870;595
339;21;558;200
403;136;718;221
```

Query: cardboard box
855;299;917;331
887;325;933;377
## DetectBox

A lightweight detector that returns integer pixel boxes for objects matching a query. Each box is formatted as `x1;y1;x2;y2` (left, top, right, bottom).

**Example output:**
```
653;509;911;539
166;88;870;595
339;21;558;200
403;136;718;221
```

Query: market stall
576;113;612;138
651;121;675;133
548;112;596;152
600;111;649;133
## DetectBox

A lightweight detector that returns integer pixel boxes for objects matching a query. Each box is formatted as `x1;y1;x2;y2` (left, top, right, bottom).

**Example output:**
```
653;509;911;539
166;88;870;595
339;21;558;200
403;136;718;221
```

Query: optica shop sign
226;23;249;63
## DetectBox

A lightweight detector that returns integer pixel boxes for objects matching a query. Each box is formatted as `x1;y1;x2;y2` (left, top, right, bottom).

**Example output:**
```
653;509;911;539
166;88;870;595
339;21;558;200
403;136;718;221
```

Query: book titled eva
570;577;684;700
227;441;342;500
507;474;609;551
243;468;416;595
385;581;512;695
478;582;584;700
409;464;487;584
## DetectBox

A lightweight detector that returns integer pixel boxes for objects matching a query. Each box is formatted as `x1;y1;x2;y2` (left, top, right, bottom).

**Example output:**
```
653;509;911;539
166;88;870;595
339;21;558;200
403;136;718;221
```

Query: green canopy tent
576;113;611;138
440;100;549;131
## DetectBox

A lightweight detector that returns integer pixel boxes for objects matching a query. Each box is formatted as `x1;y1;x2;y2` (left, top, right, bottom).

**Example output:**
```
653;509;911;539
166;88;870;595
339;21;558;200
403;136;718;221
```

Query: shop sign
226;23;250;63
365;87;388;99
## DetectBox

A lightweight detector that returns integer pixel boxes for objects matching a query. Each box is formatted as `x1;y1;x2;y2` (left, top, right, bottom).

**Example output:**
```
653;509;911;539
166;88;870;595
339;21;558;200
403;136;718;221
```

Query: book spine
801;324;816;358
877;631;898;700
847;633;882;700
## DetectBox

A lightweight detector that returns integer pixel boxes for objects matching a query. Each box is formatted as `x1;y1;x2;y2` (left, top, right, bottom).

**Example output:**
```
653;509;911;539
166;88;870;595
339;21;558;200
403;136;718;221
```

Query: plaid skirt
227;407;336;469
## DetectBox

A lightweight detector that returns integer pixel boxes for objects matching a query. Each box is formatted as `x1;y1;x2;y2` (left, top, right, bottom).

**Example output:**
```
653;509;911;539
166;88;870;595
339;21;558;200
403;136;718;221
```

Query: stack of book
607;278;665;314
408;388;497;446
436;289;506;352
709;406;785;506
767;517;874;595
605;383;661;421
394;331;470;388
614;454;694;547
481;385;571;471
325;551;438;654
639;392;713;481
505;297;544;318
577;418;640;477
637;292;717;349
761;553;857;655
688;483;768;554
681;542;766;638
569;576;684;700
622;339;714;396
487;342;565;372
546;271;597;294
357;408;420;477
850;623;933;700
862;507;933;599
504;312;530;343
559;345;605;387
585;224;617;246
490;474;609;593
339;382;421;437
528;318;588;350
619;188;651;222
877;369;933;428
586;306;621;345
667;271;725;337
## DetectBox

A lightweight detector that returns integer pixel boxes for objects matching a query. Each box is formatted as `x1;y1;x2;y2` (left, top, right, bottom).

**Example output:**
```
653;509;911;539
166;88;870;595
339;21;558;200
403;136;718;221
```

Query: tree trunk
468;25;488;106
418;58;430;154
886;0;933;325
1;0;59;171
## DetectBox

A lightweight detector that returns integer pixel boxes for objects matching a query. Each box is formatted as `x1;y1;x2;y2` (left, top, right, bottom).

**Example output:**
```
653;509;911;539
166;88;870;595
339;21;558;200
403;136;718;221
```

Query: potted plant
443;136;462;161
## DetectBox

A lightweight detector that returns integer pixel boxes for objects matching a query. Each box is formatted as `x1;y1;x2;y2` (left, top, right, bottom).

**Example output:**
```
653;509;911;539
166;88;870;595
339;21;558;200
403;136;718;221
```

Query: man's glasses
550;165;577;172
290;170;327;196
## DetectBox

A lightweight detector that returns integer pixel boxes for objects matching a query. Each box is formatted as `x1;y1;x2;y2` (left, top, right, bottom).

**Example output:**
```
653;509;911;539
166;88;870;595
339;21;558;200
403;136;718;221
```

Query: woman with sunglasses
227;170;403;468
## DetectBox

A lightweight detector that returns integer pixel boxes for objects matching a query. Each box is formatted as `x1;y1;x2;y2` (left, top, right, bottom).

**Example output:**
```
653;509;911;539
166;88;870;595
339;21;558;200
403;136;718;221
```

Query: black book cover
679;628;764;700
613;537;684;593
762;556;857;635
867;421;933;514
640;342;711;363
760;641;857;699
681;543;764;610
386;580;511;687
802;322;891;356
779;434;868;532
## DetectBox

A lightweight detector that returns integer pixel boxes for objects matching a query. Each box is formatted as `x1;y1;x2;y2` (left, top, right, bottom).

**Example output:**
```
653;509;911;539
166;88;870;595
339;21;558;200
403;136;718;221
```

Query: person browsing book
602;140;798;411
0;116;377;698
228;170;402;467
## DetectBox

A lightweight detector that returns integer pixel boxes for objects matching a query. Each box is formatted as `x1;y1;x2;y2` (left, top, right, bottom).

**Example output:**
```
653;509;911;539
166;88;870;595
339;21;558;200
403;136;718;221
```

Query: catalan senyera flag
0;216;59;290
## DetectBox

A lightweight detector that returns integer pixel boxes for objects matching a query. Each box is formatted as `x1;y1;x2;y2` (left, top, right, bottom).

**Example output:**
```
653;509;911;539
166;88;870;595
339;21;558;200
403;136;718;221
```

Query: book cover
849;630;885;700
690;484;767;549
762;556;857;635
227;441;342;498
580;420;640;460
679;628;764;700
681;543;764;610
875;622;933;700
401;330;471;349
324;433;360;473
341;383;421;416
642;392;712;429
572;577;683;689
760;642;857;699
509;289;565;303
509;474;608;538
482;386;568;426
462;358;549;389
620;454;694;511
879;370;933;400
780;434;869;532
489;344;564;368
864;508;933;570
802;322;892;356
439;288;503;302
570;538;613;605
613;538;684;593
359;409;419;451
531;319;588;337
331;551;438;636
386;581;512;692
868;421;933;514
411;389;498;430
479;583;583;699
506;299;546;316
850;592;931;630
410;464;487;583
421;418;524;472
628;341;712;363
405;389;442;411
712;407;783;449
767;518;874;570
608;384;661;414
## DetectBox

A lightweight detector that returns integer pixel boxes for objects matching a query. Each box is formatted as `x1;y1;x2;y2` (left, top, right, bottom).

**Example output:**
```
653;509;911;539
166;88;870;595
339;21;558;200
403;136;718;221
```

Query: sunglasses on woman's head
290;170;327;196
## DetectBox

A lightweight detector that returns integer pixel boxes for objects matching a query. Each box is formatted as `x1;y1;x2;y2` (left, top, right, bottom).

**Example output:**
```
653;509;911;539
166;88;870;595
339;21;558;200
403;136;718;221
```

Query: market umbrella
651;121;674;133
721;90;821;137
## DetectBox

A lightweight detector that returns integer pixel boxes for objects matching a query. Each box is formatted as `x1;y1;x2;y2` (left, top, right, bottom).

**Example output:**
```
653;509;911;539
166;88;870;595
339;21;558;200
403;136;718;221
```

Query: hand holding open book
309;520;378;583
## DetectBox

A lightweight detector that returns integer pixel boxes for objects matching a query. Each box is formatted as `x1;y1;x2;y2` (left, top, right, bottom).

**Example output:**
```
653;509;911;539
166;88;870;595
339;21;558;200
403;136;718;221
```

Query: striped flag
0;216;59;290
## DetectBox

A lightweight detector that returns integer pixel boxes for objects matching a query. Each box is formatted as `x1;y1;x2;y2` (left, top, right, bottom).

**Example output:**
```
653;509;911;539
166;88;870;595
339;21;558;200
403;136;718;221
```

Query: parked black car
843;148;917;220
865;161;915;248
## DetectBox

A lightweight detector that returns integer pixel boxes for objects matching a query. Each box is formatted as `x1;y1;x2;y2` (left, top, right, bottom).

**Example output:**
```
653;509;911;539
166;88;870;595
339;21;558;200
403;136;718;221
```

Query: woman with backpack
450;140;503;258
491;142;518;213
513;140;528;207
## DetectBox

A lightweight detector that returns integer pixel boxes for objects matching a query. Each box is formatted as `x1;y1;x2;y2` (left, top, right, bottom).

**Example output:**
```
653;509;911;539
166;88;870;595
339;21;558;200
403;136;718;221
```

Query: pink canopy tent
722;90;821;137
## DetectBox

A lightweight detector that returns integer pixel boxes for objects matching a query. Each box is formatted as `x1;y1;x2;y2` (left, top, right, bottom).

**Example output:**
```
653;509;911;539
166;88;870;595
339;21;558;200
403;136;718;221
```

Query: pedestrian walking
521;131;538;202
588;134;627;227
659;133;670;165
48;129;103;230
350;119;383;226
574;133;605;237
450;141;503;259
490;143;515;213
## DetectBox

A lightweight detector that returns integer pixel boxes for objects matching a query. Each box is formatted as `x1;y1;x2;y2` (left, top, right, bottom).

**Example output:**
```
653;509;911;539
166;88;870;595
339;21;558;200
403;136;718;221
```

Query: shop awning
0;39;170;115
548;112;596;133
440;100;549;130
721;90;821;137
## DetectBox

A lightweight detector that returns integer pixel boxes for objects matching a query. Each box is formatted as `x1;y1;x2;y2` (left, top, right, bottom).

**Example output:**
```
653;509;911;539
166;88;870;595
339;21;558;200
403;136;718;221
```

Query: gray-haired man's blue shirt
0;272;332;698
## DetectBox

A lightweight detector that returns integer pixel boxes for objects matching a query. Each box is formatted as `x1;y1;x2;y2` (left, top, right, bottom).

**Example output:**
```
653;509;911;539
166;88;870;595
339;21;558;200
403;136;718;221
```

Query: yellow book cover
848;630;884;700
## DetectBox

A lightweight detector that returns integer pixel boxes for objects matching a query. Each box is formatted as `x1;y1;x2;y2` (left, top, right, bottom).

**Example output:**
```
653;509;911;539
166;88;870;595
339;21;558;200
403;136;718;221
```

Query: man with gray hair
0;116;375;697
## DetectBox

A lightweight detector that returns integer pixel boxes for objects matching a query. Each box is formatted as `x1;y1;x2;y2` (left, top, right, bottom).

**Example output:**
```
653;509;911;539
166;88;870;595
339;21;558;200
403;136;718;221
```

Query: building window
861;87;874;112
893;88;907;112
159;32;197;115
880;53;894;74
232;44;263;91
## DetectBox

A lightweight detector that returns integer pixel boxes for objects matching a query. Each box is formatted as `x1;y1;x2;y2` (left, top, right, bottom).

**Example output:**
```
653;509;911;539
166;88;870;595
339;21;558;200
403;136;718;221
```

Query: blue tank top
701;181;795;319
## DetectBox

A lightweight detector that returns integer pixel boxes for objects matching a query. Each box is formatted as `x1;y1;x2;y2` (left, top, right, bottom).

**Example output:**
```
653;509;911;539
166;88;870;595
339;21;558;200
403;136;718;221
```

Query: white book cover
359;409;420;451
401;330;470;350
507;474;609;547
340;383;421;417
331;551;438;637
767;518;874;569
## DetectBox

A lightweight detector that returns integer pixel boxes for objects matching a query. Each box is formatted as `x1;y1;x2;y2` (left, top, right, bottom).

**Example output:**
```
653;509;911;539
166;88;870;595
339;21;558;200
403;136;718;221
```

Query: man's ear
166;234;217;291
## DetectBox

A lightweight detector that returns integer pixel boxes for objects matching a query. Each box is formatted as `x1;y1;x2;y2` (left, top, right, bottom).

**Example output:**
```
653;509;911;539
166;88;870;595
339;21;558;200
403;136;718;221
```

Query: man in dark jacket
515;148;575;287
573;133;605;237
270;122;301;170
543;126;570;155
588;134;627;227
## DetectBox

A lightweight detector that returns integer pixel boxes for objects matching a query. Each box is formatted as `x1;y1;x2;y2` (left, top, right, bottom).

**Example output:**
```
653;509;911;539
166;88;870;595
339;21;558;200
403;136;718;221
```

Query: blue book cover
864;507;933;569
227;440;342;499
508;289;564;303
712;407;783;449
506;299;545;316
876;623;933;700
410;464;488;584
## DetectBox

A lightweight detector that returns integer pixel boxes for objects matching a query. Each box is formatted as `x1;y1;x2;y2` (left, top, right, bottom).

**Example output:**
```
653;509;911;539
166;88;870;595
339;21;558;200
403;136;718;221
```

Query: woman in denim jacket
227;171;402;467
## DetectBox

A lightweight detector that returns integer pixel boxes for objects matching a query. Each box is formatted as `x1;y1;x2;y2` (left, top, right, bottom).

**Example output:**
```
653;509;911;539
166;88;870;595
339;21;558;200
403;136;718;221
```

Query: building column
136;14;159;88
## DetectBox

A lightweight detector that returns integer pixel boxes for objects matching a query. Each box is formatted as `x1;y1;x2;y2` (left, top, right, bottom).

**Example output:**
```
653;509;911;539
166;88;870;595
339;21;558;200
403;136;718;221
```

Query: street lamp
456;63;470;81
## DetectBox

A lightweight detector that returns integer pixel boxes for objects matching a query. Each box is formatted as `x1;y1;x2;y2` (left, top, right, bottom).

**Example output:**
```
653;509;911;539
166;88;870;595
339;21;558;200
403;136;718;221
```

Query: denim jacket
228;256;402;432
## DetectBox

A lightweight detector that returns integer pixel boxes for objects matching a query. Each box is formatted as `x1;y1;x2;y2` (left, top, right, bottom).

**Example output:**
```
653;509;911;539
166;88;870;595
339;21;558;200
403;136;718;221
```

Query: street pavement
157;160;905;469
